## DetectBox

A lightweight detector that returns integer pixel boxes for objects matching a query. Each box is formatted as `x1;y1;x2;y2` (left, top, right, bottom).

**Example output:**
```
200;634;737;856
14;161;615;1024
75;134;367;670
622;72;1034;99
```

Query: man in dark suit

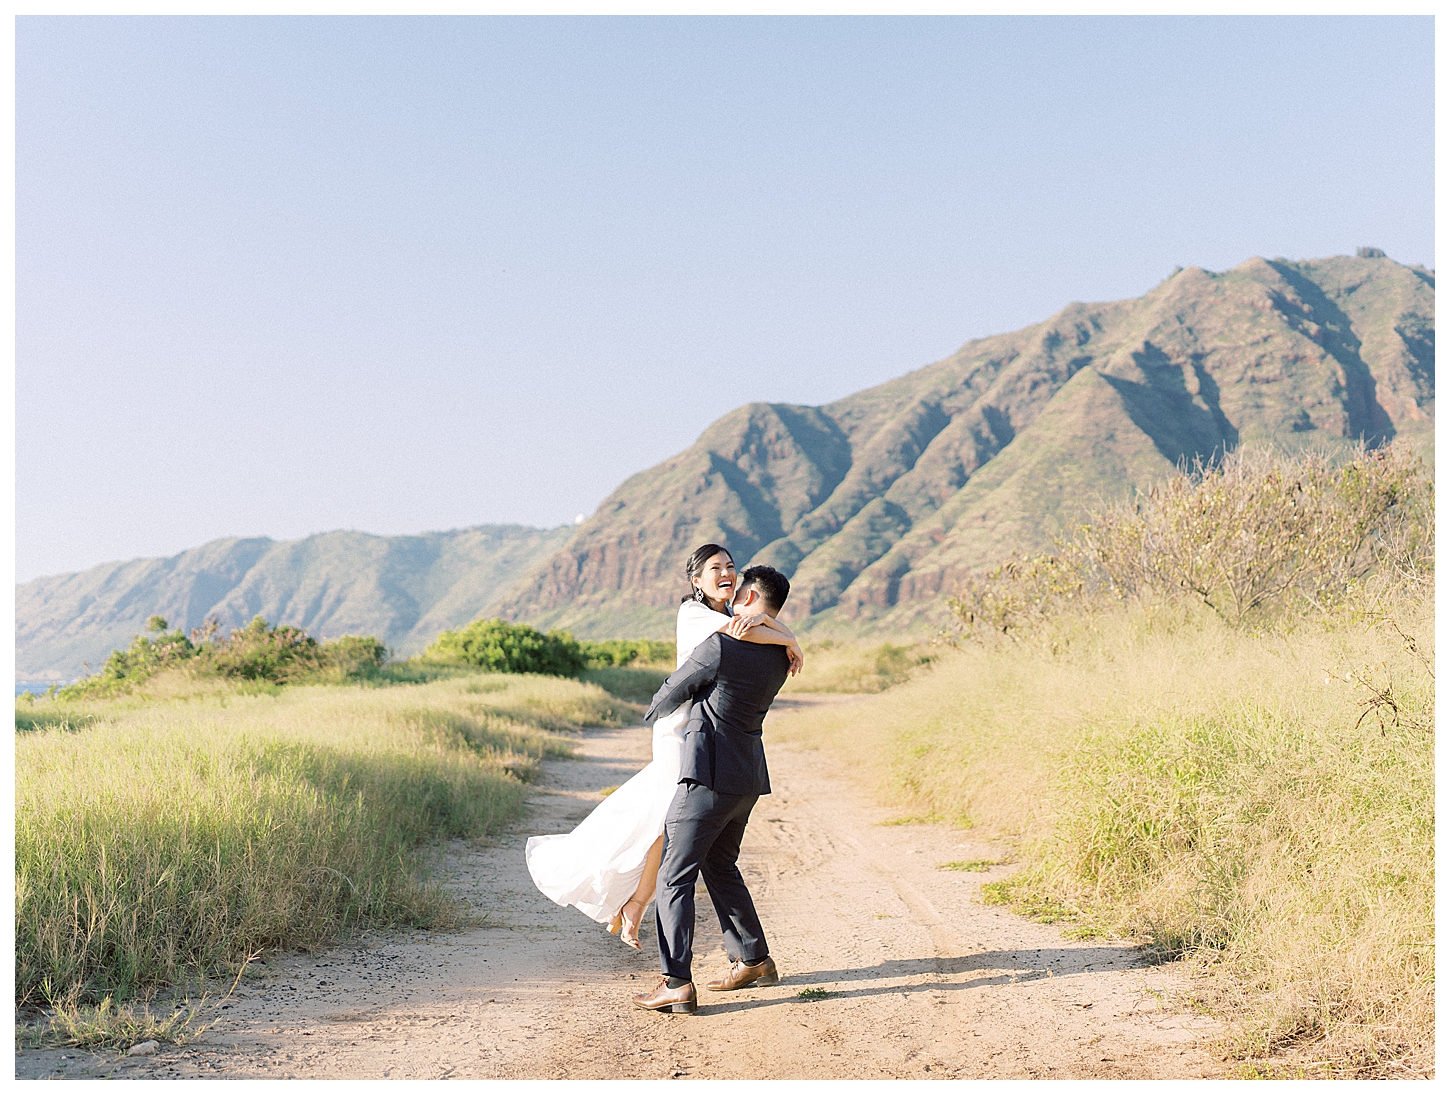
630;565;794;1015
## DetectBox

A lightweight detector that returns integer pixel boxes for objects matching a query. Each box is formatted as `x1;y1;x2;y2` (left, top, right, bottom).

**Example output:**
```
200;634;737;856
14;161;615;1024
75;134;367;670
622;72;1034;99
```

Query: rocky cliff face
498;254;1434;636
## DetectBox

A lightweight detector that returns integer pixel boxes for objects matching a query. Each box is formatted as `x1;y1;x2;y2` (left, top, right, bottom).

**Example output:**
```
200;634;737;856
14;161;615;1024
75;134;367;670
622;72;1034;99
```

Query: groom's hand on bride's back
642;639;722;724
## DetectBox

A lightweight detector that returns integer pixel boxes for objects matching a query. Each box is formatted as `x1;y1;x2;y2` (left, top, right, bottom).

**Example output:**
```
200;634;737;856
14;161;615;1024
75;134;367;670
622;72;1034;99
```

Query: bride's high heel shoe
606;912;623;936
619;898;647;950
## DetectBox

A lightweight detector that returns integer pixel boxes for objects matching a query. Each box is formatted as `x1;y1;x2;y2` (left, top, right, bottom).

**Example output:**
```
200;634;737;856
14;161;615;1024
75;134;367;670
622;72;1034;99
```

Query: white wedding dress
524;600;728;924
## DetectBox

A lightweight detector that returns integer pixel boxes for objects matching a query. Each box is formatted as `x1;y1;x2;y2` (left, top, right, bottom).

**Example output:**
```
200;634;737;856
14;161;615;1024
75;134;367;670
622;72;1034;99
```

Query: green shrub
318;635;389;678
578;638;674;668
57;618;391;700
56;620;200;701
422;618;587;677
201;616;324;681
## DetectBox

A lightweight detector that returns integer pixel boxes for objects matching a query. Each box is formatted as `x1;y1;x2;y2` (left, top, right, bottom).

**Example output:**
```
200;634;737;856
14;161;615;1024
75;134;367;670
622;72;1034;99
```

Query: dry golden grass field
15;672;635;1027
768;594;1433;1077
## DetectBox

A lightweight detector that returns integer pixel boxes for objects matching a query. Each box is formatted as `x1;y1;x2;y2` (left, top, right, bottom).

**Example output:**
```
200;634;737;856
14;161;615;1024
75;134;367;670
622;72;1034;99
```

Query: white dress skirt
524;600;728;924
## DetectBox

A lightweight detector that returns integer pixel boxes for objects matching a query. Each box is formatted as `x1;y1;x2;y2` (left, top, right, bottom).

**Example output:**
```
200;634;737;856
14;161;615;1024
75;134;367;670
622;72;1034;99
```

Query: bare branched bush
1087;443;1431;623
949;441;1432;639
946;551;1090;643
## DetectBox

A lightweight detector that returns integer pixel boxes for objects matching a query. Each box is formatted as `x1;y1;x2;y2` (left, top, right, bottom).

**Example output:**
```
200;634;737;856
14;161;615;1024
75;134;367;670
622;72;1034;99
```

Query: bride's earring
693;585;706;604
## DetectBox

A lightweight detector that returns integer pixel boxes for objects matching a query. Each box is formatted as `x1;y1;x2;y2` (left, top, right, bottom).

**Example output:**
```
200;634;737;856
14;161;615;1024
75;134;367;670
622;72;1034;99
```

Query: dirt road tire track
17;695;1221;1080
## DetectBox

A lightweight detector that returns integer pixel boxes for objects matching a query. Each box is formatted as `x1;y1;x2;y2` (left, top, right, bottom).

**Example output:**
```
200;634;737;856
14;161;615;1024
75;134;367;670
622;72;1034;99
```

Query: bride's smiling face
694;552;736;609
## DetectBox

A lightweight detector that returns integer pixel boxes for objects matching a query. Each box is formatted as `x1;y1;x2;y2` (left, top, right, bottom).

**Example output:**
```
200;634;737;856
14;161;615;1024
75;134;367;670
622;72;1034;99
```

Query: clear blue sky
16;15;1434;582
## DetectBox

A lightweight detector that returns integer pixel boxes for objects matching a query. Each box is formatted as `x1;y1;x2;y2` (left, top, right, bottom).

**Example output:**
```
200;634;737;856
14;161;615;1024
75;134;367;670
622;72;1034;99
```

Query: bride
525;542;803;948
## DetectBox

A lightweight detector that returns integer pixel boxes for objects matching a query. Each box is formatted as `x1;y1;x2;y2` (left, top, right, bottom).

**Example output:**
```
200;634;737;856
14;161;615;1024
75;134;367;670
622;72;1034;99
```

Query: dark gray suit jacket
643;632;789;797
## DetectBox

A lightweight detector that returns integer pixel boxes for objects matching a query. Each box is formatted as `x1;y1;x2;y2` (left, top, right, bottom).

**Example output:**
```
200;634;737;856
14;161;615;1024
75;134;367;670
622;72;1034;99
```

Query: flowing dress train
524;600;727;923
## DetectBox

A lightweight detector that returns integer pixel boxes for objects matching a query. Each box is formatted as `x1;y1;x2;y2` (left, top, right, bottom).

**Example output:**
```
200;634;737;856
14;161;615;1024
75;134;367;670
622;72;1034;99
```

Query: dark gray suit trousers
654;780;769;981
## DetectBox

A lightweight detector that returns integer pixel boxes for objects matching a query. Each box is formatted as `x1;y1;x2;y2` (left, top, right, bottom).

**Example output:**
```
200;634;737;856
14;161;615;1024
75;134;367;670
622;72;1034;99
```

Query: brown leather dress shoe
705;956;779;991
631;977;698;1014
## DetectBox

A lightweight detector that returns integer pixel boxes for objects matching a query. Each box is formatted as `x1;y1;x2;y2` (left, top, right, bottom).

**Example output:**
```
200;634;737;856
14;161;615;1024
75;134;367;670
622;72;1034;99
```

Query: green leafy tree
424;618;587;677
201;616;324;682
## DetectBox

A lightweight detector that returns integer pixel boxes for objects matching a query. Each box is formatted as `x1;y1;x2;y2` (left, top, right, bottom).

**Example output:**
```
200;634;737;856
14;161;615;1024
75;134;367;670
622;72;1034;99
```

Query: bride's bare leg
620;834;665;948
633;834;665;904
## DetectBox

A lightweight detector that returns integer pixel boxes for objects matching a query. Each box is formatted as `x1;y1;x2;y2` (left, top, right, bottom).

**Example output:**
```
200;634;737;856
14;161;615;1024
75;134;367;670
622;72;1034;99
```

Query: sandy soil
18;694;1223;1080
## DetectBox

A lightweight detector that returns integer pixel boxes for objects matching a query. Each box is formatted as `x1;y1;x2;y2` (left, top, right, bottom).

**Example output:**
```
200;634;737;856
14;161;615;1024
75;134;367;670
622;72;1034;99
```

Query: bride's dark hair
681;543;733;606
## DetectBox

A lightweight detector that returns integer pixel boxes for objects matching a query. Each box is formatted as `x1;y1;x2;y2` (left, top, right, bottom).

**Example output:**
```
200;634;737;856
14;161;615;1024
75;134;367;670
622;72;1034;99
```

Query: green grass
580;664;671;704
15;670;638;1009
878;814;942;826
769;594;1433;1076
20;994;215;1051
938;859;998;872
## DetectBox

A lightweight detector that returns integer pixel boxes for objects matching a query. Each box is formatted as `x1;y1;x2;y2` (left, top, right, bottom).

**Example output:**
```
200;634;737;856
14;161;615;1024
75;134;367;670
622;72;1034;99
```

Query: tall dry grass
15;672;635;1007
769;595;1433;1075
782;639;939;694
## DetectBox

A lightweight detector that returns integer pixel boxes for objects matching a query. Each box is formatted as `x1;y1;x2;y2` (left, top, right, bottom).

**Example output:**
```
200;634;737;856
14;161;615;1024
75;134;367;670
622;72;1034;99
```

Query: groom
631;565;794;1015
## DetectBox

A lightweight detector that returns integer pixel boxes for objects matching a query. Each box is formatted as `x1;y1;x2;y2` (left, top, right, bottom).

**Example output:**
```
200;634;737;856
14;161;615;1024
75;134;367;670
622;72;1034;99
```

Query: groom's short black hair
738;565;789;612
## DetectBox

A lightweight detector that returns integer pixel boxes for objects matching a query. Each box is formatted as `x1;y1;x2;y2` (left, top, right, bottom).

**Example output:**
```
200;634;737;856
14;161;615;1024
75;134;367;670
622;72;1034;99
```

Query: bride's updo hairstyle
682;543;732;605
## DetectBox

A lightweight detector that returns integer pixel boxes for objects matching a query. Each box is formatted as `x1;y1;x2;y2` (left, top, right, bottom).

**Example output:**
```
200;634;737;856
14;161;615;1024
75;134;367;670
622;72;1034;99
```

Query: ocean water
15;681;67;697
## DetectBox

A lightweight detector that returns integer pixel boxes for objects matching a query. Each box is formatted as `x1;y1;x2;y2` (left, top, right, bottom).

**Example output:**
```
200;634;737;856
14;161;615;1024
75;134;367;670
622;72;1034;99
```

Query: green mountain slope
16;525;571;680
497;254;1434;637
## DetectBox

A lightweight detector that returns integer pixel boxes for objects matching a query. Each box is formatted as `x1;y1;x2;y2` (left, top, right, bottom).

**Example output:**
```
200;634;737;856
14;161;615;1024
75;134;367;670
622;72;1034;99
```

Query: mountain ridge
497;253;1433;635
16;524;572;680
18;253;1434;675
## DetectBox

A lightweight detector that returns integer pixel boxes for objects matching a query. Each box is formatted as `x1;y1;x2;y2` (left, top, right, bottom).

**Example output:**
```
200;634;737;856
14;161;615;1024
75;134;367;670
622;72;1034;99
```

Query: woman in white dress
524;543;803;948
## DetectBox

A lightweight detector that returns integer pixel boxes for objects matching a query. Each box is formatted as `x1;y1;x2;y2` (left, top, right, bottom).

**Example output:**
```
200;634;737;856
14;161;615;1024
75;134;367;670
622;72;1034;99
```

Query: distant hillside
18;254;1434;670
498;254;1433;637
16;525;571;680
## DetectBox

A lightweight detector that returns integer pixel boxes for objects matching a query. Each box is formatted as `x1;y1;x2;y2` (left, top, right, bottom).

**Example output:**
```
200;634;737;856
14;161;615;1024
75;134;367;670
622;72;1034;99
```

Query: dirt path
19;695;1221;1080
